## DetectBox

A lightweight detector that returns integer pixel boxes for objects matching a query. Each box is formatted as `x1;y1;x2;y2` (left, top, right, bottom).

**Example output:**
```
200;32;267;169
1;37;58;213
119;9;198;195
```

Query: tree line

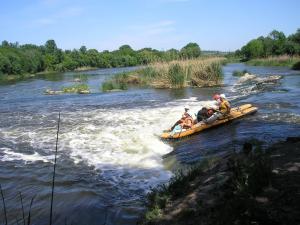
0;40;201;76
236;28;300;60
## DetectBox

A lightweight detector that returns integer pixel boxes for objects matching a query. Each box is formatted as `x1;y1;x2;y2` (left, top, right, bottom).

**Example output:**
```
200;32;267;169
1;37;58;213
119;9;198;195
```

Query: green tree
268;30;286;55
180;43;201;59
241;39;264;59
79;45;87;54
45;40;57;54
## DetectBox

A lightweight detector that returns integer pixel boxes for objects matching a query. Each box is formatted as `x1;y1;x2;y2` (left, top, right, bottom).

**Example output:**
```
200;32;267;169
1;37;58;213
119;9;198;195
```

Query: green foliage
0;40;204;78
239;28;300;61
241;39;264;59
101;80;128;92
180;42;201;59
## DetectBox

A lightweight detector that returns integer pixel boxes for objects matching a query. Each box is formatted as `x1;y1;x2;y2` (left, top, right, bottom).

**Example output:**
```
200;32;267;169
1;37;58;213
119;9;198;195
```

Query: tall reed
0;184;8;225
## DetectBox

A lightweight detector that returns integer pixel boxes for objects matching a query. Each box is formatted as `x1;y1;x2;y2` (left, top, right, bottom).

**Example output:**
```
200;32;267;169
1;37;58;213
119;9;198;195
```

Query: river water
0;64;299;225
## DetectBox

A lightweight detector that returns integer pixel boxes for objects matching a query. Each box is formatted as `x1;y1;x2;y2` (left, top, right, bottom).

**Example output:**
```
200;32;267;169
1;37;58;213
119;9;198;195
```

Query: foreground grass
102;57;225;91
140;138;300;225
246;55;300;69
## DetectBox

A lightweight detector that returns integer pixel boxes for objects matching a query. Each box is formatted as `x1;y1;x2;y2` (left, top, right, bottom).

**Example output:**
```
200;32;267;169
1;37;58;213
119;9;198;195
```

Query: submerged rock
237;73;257;84
78;90;91;94
73;78;82;82
44;89;63;95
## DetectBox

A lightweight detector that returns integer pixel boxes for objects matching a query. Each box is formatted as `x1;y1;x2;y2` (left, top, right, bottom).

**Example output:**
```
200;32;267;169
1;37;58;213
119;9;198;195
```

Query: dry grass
149;57;225;88
102;57;225;90
247;55;300;68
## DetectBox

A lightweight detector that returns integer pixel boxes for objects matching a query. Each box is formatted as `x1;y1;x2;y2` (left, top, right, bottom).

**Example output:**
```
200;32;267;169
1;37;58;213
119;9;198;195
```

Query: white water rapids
0;98;217;191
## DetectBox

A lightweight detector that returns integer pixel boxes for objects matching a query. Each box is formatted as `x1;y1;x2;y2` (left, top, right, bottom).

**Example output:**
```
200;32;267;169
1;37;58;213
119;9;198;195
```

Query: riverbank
246;55;300;69
0;66;97;84
102;57;225;91
140;137;300;225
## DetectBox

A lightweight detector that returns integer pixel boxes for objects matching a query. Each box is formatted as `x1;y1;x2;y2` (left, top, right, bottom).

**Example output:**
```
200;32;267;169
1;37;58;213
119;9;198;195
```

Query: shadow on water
36;73;64;82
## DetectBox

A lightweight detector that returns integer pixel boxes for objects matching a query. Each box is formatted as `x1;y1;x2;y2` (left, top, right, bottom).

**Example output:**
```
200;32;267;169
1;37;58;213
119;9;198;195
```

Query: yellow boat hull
161;104;257;139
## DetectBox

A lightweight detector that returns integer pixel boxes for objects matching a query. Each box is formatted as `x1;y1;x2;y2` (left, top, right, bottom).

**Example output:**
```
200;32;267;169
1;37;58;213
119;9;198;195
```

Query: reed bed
247;55;300;68
102;57;225;91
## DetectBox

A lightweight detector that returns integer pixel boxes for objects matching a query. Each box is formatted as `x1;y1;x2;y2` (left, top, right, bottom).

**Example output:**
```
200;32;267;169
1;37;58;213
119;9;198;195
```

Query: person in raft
196;107;215;122
204;93;231;123
170;106;194;132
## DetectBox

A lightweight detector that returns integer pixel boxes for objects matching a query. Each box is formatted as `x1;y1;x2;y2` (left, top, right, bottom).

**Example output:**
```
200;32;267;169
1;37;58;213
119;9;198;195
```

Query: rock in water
237;73;257;84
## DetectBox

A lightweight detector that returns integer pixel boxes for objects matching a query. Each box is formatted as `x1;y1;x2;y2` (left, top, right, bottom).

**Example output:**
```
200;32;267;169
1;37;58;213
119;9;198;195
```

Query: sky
0;0;299;51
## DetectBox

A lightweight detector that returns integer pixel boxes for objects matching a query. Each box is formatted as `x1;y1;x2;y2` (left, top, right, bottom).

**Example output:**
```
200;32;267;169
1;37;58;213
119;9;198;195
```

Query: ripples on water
0;64;300;224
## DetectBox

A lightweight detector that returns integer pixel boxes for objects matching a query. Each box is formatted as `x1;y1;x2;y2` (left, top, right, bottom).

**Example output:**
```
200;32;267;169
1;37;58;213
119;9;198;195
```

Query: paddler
170;106;194;131
204;94;231;123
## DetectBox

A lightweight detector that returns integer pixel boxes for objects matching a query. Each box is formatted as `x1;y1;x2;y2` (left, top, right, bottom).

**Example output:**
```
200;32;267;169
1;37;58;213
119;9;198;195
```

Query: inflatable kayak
161;104;257;139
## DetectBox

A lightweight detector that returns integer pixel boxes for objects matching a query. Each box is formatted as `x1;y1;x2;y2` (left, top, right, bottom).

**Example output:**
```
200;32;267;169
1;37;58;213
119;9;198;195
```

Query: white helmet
220;94;226;99
184;105;189;110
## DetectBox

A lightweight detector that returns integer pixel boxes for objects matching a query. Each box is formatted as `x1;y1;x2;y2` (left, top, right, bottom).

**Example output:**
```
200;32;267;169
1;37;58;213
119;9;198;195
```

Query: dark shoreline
140;137;300;225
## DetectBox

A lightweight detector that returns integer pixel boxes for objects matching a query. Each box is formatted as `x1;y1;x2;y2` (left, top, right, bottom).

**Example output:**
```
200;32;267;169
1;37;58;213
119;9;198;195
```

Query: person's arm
225;101;231;113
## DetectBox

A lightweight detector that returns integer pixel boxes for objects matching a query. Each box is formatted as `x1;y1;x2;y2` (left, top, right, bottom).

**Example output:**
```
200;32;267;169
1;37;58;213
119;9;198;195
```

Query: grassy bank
140;137;300;225
246;55;300;69
102;57;225;91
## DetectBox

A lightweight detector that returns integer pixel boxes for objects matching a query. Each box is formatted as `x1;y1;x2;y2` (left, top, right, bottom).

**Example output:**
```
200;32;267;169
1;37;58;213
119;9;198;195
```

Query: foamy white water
0;98;216;190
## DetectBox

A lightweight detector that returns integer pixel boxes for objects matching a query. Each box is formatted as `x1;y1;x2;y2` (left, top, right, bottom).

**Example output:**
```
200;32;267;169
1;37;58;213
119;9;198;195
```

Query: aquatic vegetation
232;69;248;77
168;63;186;88
62;84;90;93
102;80;128;92
102;57;225;89
246;55;300;68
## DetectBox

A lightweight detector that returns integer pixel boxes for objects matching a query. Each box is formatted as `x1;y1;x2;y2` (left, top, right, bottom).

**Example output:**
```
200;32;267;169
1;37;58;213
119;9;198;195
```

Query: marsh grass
102;80;128;92
247;55;300;68
102;57;225;90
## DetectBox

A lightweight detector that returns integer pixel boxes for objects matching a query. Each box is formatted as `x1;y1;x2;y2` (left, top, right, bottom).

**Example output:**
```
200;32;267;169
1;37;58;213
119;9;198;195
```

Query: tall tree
180;43;201;59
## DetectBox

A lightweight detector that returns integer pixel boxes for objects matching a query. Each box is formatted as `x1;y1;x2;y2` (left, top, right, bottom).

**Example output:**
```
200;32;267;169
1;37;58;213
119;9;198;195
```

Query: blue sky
0;0;299;51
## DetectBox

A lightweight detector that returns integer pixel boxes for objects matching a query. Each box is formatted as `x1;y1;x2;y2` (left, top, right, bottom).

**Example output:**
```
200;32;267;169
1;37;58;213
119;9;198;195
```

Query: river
0;63;300;225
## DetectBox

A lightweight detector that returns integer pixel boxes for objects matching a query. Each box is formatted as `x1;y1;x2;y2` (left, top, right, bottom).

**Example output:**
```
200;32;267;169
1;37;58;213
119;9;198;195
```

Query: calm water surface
0;64;299;224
